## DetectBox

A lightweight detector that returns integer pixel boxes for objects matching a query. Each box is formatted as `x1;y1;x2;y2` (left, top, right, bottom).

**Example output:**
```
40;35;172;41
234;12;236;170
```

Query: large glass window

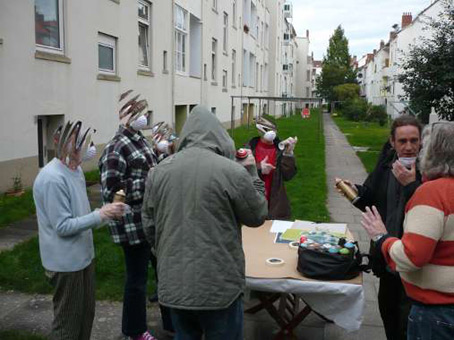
35;0;63;51
98;33;117;74
138;1;151;69
175;5;188;72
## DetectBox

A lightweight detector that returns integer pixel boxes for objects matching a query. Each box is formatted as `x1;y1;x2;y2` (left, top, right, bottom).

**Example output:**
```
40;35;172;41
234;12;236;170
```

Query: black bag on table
297;241;370;280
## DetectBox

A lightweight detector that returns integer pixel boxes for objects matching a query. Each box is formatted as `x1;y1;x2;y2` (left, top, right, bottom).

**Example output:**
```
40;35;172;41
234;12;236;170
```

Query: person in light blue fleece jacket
33;121;126;340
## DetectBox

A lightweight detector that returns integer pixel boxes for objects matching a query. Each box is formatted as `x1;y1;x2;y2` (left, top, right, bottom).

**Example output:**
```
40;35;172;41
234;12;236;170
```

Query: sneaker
132;331;158;340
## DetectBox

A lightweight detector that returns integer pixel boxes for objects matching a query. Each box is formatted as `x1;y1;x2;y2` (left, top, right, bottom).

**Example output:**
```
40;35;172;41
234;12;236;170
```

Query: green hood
177;105;235;159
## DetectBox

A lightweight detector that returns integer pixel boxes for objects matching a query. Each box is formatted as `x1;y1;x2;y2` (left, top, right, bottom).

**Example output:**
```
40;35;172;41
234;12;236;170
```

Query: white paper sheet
270;220;294;233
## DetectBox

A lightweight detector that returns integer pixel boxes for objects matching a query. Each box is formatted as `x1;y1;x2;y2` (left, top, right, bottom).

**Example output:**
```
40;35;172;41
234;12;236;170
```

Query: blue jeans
170;297;243;340
122;242;151;337
408;303;454;340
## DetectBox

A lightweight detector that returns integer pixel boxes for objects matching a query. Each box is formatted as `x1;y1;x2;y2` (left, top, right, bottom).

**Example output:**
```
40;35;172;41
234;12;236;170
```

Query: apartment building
358;0;445;117
0;0;299;192
295;31;315;109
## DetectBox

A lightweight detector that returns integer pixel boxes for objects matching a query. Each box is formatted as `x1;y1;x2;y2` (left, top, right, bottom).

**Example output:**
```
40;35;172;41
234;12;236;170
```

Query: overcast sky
292;0;432;61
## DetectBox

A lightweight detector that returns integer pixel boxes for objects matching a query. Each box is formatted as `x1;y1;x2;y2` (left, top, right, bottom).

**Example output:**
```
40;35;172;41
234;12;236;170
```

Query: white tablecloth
246;277;364;332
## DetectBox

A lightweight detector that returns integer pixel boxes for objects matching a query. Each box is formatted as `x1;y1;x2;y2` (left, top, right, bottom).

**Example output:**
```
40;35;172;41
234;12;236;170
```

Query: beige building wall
0;0;173;192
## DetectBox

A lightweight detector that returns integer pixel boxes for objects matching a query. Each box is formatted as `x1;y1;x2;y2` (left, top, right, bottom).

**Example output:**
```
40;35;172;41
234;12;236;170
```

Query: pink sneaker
132;331;157;340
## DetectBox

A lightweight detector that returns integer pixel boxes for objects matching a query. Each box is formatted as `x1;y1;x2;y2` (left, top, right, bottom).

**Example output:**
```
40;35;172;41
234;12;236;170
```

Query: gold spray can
113;189;126;203
336;180;359;204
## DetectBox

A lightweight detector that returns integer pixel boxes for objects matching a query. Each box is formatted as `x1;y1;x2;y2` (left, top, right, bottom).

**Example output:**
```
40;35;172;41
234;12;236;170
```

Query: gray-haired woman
360;122;454;340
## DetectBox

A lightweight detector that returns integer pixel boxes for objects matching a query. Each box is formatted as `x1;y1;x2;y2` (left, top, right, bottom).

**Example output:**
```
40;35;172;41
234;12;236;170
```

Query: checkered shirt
99;125;157;245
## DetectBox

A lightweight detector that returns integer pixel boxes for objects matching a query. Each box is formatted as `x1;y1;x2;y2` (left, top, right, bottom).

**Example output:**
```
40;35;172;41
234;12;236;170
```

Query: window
98;33;117;74
222;70;228;89
261;21;264;46
211;107;216;115
232;49;236;86
255;62;259;90
175;5;188;72
306;87;310;97
211;38;217;81
138;0;151;69
212;0;217;11
163;51;168;72
242;49;248;87
35;0;64;52
255;16;259;38
306;70;310;81
265;23;269;49
232;0;237;28
223;13;228;53
204;64;207;80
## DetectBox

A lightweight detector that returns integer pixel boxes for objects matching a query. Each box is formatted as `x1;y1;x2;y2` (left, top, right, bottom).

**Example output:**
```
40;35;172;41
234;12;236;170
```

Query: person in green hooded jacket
142;105;268;339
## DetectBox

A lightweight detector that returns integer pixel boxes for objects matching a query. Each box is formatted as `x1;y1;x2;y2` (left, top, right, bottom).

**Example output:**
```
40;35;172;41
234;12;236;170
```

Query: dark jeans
122;242;151;337
378;272;412;340
170;297;243;340
408;303;454;340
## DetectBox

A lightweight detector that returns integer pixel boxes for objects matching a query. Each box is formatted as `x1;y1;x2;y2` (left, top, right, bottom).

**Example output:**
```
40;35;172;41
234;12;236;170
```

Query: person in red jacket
248;117;297;220
361;122;454;340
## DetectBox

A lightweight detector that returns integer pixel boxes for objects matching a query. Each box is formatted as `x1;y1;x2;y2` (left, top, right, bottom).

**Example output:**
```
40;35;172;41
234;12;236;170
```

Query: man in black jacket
336;115;422;340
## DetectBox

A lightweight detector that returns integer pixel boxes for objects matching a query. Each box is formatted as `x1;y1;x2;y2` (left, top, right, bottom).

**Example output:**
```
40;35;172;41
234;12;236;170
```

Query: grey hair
419;122;454;180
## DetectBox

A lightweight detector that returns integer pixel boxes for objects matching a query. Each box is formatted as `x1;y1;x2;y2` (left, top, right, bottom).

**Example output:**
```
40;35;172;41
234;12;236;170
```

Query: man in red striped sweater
361;121;454;340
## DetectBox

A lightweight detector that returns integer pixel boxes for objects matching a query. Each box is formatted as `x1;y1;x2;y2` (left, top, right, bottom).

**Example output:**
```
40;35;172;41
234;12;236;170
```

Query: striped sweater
381;177;454;305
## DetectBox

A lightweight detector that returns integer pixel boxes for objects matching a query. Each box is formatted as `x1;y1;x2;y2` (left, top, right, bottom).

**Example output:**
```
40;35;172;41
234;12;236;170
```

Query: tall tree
398;0;454;122
316;25;357;104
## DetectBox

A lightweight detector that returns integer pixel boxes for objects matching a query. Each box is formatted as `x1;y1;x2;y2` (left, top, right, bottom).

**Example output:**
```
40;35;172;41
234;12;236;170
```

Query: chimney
380;40;385;49
401;12;412;29
390;31;397;41
306;30;309;38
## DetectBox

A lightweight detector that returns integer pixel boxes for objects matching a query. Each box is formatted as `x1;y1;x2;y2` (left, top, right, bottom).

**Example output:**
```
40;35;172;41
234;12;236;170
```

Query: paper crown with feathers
53;121;95;159
149;121;178;145
255;117;277;134
118;89;149;126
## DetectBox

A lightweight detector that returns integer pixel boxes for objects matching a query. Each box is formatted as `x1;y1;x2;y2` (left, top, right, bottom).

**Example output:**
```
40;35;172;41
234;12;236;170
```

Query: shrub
341;97;369;121
367;105;388;126
333;83;360;102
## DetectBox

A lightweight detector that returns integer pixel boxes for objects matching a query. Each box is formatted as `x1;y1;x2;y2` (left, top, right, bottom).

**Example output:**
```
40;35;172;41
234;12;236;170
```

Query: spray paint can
336;180;359;204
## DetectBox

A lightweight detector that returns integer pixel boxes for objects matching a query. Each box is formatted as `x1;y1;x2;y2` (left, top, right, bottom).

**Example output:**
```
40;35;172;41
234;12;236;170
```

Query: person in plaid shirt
98;91;159;340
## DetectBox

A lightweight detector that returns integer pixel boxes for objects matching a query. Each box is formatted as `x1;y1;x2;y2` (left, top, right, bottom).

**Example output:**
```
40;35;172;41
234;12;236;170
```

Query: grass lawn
0;330;47;340
0;110;328;299
0;190;36;229
333;116;390;173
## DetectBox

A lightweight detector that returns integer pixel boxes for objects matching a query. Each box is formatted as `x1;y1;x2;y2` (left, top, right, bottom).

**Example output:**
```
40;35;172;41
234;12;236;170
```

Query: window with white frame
138;0;151;69
242;49;248;87
232;0;237;28
265;23;269;49
261;21;264;46
223;13;228;53
222;70;228;89
232;49;236;86
211;38;217;81
212;0;217;11
98;33;117;74
35;0;64;53
175;5;188;73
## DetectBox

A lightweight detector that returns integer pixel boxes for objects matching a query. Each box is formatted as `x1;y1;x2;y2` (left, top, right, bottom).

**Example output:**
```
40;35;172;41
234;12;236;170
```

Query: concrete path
323;112;386;340
0;114;387;339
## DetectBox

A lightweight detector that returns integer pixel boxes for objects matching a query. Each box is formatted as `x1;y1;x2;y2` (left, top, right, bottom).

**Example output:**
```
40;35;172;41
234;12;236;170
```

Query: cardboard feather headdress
53;120;94;159
118;89;149;125
255;117;277;134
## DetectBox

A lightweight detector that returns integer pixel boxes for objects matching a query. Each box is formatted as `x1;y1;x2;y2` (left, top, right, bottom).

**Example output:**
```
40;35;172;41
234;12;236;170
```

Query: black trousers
378;272;412;340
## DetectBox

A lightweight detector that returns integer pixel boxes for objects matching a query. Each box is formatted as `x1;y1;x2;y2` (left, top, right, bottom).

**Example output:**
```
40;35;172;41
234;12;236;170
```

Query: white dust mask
263;130;276;142
399;157;417;169
82;145;97;162
130;115;148;131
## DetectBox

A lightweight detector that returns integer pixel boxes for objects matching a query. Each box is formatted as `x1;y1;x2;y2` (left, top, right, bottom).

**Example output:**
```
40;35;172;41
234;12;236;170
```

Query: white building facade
359;0;446;117
0;0;303;192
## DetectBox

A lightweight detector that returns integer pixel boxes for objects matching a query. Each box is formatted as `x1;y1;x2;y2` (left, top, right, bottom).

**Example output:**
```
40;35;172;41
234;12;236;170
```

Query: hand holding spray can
335;179;360;204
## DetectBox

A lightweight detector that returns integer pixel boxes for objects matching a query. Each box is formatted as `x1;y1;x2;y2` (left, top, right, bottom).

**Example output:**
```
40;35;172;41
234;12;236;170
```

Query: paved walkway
0;113;387;339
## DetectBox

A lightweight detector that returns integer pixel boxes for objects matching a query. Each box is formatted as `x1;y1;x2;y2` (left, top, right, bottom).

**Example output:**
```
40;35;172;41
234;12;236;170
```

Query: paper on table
292;220;316;229
270;220;294;233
